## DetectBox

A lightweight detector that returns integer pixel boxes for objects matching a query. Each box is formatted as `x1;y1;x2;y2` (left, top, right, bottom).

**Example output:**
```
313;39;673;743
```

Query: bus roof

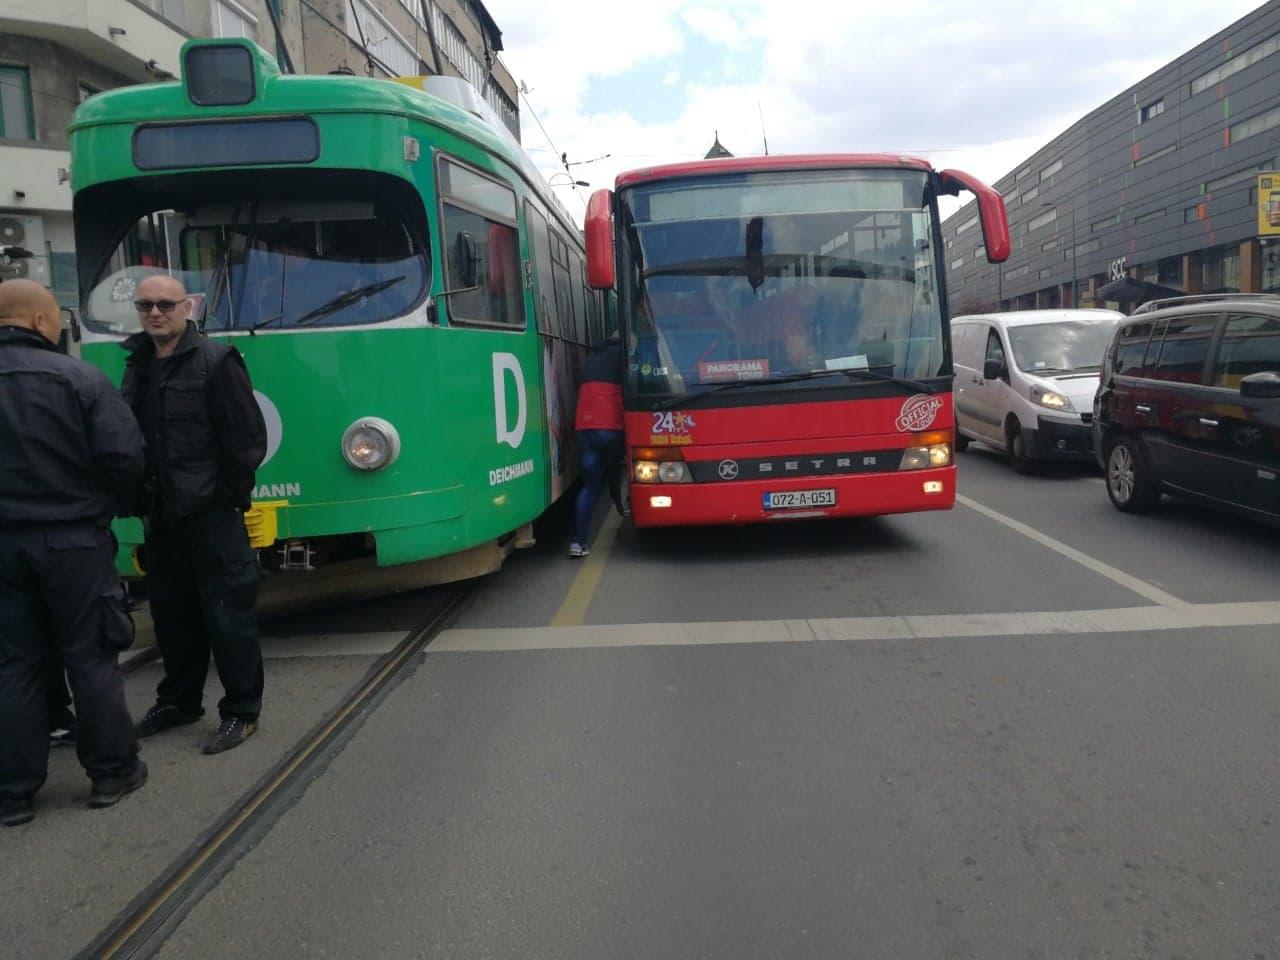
614;154;935;190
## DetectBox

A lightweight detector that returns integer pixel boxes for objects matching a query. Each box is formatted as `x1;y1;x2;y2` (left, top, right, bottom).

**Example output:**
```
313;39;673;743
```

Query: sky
482;0;1268;222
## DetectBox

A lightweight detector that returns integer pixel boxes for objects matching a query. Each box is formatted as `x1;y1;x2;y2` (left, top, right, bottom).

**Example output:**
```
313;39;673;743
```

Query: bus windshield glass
1007;320;1119;374
616;169;945;397
82;199;428;335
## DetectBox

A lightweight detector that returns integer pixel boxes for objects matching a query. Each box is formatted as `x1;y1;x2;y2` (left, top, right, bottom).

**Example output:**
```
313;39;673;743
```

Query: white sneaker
568;542;590;558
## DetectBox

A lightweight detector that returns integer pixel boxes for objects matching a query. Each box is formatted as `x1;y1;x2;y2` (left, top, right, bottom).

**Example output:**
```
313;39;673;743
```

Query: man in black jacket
0;279;147;827
122;275;268;756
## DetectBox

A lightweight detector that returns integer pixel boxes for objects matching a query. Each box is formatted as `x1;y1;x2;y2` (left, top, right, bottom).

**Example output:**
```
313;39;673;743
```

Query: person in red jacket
570;335;625;557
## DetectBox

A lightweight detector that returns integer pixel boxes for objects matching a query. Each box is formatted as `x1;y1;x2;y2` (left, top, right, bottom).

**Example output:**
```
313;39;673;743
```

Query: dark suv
1093;294;1280;523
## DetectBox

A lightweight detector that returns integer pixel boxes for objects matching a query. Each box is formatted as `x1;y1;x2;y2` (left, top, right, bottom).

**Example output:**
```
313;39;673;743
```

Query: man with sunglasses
121;275;268;756
0;279;147;826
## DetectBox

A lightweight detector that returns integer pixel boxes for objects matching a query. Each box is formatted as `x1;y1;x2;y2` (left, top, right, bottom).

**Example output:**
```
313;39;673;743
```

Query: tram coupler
277;540;316;571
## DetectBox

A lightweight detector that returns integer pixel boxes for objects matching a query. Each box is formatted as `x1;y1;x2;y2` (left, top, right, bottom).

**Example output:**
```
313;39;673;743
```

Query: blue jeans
573;429;625;545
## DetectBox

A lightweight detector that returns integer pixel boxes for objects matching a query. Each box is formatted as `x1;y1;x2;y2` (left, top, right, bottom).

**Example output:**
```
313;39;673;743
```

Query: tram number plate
763;488;836;510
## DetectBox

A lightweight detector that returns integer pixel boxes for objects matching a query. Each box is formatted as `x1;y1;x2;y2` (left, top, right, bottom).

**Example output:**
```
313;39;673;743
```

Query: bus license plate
763;488;836;510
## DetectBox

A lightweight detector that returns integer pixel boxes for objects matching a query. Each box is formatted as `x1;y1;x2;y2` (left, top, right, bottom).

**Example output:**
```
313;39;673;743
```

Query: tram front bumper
629;466;956;528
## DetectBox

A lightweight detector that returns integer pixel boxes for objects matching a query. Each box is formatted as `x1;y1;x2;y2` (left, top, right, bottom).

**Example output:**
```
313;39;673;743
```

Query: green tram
70;39;609;584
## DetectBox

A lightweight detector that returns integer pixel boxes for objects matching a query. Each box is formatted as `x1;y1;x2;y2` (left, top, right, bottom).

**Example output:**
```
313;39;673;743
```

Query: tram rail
78;581;476;960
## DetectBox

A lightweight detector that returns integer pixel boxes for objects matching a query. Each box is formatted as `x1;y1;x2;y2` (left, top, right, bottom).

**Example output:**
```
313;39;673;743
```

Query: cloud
485;0;1264;223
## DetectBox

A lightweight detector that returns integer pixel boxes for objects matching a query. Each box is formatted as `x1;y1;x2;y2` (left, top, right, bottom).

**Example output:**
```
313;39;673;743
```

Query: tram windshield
82;198;429;335
616;169;945;397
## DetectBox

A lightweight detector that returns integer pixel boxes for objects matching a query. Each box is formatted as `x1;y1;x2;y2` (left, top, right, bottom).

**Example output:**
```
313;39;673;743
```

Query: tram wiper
288;276;407;328
248;313;285;335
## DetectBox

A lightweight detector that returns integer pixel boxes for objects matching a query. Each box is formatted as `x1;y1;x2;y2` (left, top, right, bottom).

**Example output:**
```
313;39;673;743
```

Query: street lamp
1042;199;1077;307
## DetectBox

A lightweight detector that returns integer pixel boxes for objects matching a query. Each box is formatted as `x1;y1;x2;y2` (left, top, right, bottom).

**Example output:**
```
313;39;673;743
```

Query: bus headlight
658;461;690;483
633;459;691;483
900;444;951;469
342;417;401;471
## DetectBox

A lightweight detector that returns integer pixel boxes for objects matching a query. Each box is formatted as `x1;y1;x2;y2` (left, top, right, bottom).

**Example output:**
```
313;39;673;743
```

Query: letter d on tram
493;353;527;449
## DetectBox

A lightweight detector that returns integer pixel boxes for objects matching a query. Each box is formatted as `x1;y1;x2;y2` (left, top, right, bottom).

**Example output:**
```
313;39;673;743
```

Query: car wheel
955;432;970;453
1105;436;1159;513
1007;422;1035;475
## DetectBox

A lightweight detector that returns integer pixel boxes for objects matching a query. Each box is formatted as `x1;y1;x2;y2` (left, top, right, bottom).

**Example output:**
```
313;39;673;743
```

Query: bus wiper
659;369;865;409
657;367;940;409
833;368;941;394
291;276;406;327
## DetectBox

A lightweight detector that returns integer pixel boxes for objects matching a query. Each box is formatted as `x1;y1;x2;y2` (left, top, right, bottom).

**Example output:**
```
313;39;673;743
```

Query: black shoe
135;703;203;739
203;717;257;755
49;721;77;748
89;761;148;809
1;794;35;827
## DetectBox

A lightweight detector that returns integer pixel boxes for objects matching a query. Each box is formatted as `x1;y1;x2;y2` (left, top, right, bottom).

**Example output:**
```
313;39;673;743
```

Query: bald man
121;275;267;756
0;280;147;827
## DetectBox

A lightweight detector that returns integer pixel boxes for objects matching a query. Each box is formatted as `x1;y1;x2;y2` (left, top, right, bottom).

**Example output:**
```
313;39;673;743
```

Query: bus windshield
616;169;945;397
82;198;429;335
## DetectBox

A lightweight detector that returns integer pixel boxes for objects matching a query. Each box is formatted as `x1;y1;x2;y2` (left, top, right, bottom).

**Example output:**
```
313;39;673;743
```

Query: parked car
1094;294;1280;523
952;309;1122;472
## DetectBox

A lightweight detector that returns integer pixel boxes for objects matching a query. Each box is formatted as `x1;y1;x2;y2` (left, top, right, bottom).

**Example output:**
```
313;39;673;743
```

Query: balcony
0;0;186;83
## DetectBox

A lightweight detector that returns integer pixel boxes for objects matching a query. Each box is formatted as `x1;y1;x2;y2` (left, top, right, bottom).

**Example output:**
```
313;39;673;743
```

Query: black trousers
46;655;75;729
146;505;263;721
0;525;139;799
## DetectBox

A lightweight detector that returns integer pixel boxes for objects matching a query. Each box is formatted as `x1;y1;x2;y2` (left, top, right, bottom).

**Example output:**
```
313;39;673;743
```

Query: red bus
584;155;1010;528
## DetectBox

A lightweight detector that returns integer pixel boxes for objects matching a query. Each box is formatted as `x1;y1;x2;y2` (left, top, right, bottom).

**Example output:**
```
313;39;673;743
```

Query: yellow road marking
551;511;621;626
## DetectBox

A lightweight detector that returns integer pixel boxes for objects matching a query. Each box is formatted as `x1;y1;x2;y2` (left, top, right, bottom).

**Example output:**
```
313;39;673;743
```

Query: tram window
439;158;523;329
441;203;524;328
81;199;429;334
549;228;577;341
523;201;558;336
571;257;589;344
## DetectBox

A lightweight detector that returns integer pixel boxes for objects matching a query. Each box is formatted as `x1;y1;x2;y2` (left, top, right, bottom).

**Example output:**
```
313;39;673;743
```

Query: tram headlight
341;417;401;471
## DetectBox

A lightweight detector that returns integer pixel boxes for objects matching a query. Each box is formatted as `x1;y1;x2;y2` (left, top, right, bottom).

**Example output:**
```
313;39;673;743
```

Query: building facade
943;0;1280;313
0;0;518;305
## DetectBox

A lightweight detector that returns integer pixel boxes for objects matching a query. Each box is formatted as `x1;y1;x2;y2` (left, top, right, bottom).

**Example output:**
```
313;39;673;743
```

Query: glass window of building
1139;99;1165;123
0;66;35;140
1202;244;1241;293
1190;32;1280;95
213;0;258;39
1230;106;1280;145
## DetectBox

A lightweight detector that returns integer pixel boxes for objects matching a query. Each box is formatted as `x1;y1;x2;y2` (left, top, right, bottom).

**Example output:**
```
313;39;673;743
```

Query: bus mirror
456;231;480;289
938;168;1011;264
585;189;615;289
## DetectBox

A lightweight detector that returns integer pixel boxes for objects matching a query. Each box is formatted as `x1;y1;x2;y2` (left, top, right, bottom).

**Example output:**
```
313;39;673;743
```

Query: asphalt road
17;444;1280;957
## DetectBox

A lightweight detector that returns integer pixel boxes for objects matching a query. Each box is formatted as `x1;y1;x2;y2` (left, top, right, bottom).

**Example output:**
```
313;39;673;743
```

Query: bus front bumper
629;466;956;528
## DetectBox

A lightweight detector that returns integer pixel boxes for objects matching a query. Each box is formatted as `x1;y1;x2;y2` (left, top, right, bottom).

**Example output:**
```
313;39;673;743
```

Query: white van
951;309;1123;472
